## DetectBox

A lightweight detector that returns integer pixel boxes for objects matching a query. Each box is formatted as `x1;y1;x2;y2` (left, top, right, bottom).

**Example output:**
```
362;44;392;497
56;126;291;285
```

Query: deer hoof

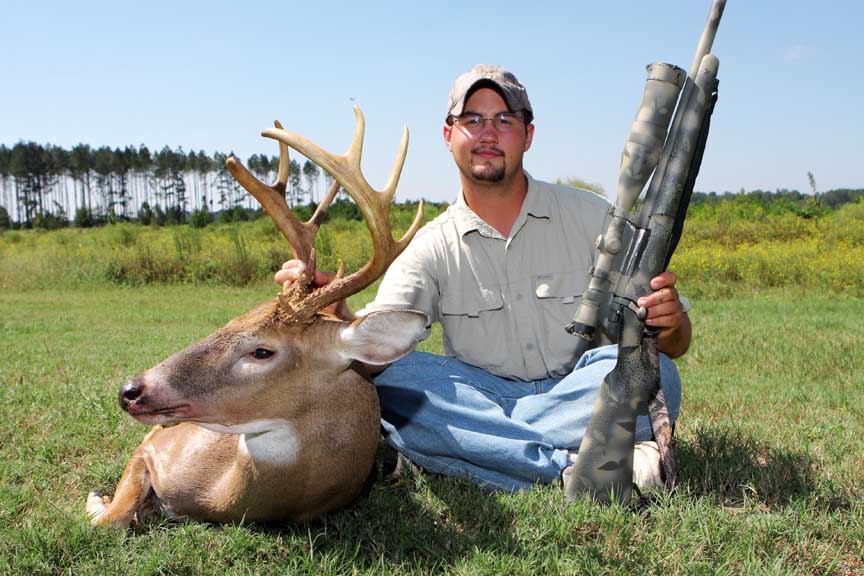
86;490;111;523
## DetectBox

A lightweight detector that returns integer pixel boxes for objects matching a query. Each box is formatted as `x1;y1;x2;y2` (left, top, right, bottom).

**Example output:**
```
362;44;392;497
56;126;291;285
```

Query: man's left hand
636;271;692;358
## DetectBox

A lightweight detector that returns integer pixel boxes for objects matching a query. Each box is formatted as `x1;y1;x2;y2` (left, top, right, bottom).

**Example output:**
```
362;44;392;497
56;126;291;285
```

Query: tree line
1;140;862;230
0;141;333;229
690;188;864;219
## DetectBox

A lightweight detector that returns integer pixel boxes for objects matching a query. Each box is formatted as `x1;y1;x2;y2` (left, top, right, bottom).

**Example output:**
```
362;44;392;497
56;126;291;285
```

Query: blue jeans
374;345;682;492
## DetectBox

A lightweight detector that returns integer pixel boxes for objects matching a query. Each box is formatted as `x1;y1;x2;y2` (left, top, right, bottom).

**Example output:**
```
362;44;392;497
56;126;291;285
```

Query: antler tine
397;198;425;251
226;120;334;265
308;177;340;230
380;126;423;254
263;107;424;323
273;120;290;193
345;106;366;171
225;156;307;263
381;125;409;204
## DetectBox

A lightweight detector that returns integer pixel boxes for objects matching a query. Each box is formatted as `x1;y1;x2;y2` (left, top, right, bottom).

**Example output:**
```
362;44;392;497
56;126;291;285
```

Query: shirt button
516;293;524;301
526;343;535;351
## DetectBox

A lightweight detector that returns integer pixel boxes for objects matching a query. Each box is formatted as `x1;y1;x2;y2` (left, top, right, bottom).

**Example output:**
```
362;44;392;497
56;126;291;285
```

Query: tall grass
673;199;864;297
1;199;862;297
0;203;442;291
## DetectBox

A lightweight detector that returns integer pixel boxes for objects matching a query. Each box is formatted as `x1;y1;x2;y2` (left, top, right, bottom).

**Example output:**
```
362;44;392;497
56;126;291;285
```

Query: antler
227;108;424;324
226;121;338;266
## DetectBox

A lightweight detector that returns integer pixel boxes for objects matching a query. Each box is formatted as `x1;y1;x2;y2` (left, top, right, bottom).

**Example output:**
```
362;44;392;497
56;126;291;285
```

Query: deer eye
252;348;275;360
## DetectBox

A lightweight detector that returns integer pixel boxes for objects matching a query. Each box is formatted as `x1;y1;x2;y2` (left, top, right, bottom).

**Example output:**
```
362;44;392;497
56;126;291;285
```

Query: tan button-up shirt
364;173;611;381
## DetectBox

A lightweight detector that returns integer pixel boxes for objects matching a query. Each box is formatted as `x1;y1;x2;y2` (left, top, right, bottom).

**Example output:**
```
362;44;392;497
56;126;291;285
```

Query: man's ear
443;124;452;148
337;310;428;365
524;123;535;152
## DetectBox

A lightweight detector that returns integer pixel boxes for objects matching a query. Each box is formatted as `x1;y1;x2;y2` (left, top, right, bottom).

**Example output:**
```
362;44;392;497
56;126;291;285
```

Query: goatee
471;165;505;182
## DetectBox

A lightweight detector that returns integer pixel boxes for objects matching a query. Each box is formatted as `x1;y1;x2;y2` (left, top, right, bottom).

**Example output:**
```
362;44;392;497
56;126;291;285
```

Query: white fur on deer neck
199;419;301;466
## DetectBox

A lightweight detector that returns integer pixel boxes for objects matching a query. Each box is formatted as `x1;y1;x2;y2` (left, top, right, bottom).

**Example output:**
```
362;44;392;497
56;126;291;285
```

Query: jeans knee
658;354;682;417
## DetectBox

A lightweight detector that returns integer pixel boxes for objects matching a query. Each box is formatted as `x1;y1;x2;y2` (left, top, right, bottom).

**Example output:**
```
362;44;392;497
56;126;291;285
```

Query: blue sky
1;0;861;203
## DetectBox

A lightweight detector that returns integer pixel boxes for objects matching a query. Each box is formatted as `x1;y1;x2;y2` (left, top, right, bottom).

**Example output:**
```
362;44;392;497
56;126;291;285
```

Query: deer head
118;108;426;432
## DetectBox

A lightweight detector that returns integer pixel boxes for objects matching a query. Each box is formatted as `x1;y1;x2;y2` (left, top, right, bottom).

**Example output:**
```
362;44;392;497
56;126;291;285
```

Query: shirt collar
522;172;553;220
452;172;552;239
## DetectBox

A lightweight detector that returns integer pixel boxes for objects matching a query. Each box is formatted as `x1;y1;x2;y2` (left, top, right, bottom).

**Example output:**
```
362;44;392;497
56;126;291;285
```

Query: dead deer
86;108;425;527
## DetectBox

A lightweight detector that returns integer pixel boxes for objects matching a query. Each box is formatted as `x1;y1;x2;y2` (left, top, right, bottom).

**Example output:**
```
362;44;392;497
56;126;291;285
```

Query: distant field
1;197;862;297
0;203;440;291
1;285;861;575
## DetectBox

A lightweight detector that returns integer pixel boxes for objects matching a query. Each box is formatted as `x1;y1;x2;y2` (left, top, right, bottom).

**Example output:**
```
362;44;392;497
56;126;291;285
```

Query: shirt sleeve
356;229;439;336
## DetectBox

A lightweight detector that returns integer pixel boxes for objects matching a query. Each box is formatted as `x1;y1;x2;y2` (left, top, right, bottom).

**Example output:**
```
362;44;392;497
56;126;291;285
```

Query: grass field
1;283;861;575
1;198;862;297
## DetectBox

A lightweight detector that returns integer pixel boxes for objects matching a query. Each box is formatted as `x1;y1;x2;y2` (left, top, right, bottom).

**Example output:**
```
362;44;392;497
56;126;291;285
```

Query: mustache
471;146;504;155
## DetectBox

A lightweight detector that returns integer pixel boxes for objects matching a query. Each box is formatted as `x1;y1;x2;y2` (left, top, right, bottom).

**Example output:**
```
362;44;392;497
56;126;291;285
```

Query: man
276;64;691;492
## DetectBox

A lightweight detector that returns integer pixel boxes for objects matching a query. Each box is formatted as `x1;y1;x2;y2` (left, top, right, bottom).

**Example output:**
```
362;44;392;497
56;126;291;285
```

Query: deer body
87;108;425;528
141;369;380;524
88;301;426;527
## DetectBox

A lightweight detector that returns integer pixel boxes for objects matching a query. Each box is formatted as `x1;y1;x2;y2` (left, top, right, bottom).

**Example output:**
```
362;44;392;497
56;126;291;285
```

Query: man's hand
636;271;692;358
274;260;336;290
274;260;354;320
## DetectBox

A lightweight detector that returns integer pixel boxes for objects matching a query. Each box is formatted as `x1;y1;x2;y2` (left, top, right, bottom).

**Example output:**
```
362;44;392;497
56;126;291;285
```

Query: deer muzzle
119;376;190;422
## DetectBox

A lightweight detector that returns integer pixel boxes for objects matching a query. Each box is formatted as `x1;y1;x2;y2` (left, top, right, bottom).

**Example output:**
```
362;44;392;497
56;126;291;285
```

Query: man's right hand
274;259;336;290
274;260;354;320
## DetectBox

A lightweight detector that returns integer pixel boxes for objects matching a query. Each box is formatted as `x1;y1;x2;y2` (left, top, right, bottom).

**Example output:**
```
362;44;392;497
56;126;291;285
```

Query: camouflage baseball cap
446;64;533;123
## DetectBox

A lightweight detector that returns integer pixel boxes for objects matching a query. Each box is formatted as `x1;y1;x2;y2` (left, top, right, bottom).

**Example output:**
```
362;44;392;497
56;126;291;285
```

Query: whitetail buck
86;108;425;527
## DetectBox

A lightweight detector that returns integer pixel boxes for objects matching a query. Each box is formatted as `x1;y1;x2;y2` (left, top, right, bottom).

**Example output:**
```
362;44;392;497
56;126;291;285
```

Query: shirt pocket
439;288;506;369
534;271;585;304
534;271;587;372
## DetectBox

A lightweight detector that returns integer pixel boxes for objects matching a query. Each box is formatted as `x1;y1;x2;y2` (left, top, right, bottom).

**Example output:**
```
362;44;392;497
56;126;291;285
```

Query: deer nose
119;379;145;410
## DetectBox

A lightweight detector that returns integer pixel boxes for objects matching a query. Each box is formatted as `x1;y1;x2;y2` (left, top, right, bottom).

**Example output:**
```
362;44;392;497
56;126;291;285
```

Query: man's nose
476;119;499;140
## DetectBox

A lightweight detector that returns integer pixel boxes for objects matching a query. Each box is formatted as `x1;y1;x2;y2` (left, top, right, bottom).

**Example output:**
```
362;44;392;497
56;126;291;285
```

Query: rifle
563;0;725;505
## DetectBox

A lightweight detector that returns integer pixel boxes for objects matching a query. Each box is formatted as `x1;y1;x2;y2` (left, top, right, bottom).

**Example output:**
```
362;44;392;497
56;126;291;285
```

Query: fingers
273;260;336;288
274;260;305;286
649;270;677;291
637;286;679;313
639;270;683;329
642;303;685;329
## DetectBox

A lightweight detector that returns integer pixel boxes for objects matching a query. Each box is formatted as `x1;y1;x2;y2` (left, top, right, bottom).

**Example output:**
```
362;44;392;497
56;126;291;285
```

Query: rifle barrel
689;0;727;79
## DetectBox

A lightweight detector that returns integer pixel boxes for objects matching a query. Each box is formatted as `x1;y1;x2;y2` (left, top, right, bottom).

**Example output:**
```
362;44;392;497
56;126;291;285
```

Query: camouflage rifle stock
563;0;725;505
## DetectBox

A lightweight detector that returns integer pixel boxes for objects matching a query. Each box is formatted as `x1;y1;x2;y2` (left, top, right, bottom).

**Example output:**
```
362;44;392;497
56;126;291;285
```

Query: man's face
443;88;534;185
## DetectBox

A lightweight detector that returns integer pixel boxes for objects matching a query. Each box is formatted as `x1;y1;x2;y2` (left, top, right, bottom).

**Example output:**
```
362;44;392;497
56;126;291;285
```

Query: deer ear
338;310;428;365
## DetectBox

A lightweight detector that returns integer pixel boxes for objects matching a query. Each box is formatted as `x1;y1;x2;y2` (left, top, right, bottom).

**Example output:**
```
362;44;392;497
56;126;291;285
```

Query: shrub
189;208;214;228
327;199;362;221
225;227;258;285
108;223;138;248
166;205;185;225
153;204;167;226
230;206;249;222
138;202;153;226
292;202;315;222
33;211;68;230
74;207;95;228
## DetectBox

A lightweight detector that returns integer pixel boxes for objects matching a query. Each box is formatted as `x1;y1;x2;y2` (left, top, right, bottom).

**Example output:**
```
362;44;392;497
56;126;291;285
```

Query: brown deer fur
87;296;426;527
87;109;425;528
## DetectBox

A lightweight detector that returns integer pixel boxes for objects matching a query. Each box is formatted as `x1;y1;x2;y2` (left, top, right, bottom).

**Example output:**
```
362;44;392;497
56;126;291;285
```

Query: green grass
2;198;862;297
0;203;443;292
1;285;861;575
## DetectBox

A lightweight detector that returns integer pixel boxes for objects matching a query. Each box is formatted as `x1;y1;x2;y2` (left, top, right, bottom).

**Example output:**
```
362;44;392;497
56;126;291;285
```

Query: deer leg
87;446;155;529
